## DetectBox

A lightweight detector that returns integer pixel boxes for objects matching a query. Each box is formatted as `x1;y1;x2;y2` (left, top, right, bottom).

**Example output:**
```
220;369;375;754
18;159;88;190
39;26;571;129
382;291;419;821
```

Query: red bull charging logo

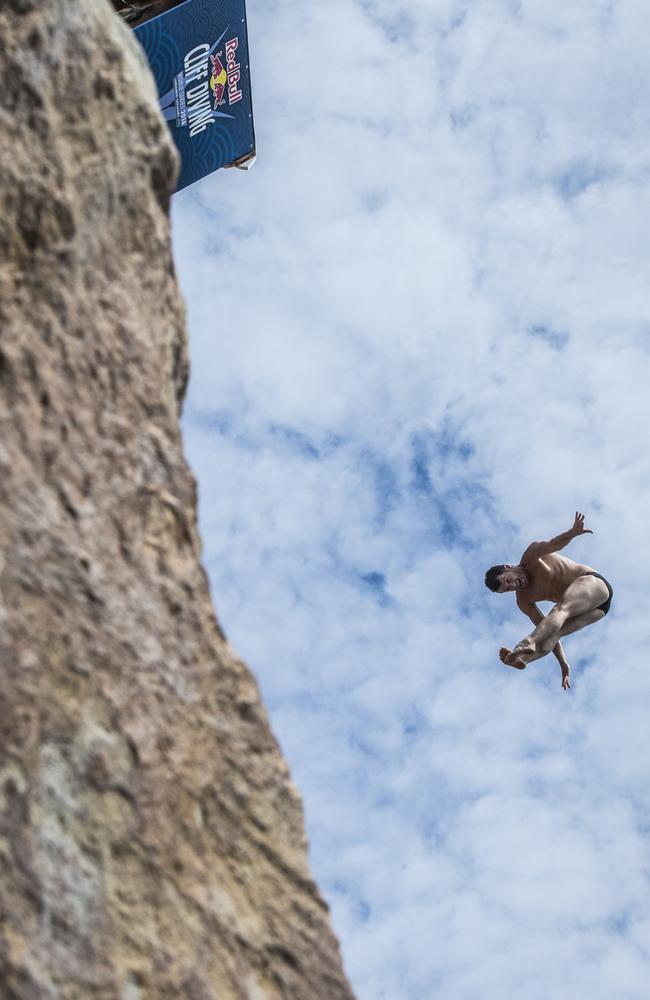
209;52;227;108
208;39;243;109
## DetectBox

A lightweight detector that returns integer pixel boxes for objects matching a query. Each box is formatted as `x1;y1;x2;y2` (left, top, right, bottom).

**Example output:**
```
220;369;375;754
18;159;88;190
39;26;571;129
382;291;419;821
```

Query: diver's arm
522;512;592;561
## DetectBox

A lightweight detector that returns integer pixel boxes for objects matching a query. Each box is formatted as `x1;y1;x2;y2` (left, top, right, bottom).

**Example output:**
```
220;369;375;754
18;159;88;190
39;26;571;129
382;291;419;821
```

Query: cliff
0;3;356;998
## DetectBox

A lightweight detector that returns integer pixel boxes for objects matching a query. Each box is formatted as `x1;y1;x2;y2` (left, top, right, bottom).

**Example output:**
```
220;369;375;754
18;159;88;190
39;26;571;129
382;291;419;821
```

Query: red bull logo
210;52;227;108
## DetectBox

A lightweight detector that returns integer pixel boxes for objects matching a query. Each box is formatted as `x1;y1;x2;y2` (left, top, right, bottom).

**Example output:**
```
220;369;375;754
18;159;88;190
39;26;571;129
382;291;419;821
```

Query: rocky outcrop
0;3;356;998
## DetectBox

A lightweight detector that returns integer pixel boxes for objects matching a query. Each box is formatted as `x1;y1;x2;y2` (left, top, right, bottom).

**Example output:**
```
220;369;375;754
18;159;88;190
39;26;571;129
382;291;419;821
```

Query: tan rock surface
0;3;357;998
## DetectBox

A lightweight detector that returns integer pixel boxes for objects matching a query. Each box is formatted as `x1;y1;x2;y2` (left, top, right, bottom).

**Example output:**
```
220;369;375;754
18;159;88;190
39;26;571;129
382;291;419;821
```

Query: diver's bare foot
500;647;527;670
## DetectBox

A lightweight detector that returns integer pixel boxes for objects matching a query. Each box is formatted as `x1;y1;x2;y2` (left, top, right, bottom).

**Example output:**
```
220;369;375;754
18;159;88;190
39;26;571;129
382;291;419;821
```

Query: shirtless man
484;513;612;689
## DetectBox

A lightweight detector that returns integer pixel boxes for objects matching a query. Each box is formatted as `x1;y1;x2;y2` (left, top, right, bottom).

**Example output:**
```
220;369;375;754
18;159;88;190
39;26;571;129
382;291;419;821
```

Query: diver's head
485;564;528;593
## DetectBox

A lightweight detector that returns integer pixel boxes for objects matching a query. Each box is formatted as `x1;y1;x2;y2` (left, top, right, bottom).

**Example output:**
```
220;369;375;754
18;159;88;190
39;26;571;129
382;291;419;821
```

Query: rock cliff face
0;3;356;998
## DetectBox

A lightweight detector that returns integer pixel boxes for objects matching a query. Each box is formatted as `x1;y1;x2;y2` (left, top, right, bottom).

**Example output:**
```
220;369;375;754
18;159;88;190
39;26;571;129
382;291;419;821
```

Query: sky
171;2;650;997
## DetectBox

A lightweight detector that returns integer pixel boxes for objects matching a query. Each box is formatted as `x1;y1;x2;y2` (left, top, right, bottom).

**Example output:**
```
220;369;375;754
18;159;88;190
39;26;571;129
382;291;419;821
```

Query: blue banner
134;0;255;190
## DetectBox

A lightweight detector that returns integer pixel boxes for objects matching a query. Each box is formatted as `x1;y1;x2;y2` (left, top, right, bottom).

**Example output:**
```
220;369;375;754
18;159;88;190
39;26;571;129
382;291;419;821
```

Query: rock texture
0;3;356;999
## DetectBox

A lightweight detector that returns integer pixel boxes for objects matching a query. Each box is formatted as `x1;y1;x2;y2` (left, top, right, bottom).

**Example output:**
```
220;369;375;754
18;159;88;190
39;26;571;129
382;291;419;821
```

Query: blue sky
172;1;650;996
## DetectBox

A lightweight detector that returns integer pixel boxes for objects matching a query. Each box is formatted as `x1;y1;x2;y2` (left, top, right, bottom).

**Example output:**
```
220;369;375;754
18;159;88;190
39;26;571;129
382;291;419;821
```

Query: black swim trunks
584;572;613;615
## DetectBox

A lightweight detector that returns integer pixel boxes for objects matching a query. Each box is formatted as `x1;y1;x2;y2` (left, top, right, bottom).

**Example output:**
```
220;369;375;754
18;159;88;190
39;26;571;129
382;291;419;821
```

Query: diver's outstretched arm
522;512;593;561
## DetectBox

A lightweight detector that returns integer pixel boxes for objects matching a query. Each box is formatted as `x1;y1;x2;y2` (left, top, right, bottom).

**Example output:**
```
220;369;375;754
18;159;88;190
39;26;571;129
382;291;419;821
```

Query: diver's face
498;566;527;593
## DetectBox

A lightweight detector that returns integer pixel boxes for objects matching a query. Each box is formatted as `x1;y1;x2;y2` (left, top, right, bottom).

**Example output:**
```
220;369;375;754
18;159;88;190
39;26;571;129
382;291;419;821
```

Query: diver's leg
540;606;605;650
505;608;606;666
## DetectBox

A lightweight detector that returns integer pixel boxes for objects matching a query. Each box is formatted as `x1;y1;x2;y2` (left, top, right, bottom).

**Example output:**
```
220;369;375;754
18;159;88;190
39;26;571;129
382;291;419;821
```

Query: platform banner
134;0;255;190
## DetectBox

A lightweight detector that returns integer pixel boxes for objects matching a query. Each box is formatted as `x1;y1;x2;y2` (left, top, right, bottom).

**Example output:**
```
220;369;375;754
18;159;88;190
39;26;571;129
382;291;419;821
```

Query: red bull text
225;37;243;105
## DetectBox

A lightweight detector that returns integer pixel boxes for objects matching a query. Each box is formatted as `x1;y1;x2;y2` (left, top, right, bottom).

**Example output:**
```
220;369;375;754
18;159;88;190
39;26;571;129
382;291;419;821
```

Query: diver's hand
571;512;592;537
562;670;571;690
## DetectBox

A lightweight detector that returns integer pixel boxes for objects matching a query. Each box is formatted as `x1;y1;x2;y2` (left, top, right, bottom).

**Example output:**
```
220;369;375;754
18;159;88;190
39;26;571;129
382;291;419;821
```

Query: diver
485;512;612;689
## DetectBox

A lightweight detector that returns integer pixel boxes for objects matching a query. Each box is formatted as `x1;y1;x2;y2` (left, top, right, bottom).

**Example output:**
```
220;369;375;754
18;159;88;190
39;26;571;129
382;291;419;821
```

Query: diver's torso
519;552;596;604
